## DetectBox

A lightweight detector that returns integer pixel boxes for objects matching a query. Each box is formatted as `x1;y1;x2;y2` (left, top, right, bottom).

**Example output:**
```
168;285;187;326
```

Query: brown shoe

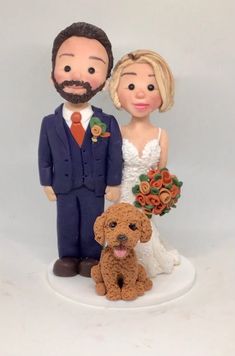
53;257;79;277
79;258;99;278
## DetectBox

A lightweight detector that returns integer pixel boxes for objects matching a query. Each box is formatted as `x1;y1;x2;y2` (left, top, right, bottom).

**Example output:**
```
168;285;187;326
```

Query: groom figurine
38;22;122;277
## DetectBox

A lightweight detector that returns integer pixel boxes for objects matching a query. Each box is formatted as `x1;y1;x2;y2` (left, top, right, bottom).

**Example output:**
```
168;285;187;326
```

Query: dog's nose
117;234;127;242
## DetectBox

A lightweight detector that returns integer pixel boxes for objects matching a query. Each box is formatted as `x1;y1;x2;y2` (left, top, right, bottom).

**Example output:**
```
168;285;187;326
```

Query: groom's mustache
57;80;92;91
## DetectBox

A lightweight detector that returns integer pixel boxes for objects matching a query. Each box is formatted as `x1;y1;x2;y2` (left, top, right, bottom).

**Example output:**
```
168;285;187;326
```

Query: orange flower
159;188;172;204
150;178;163;189
136;194;146;206
91;125;102;137
153;202;166;215
145;194;161;206
139;181;151;195
166;200;175;209
147;169;157;179
170;185;180;198
161;169;172;185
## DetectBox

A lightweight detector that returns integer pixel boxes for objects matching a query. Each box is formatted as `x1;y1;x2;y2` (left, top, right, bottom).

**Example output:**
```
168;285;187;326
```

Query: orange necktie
70;112;85;146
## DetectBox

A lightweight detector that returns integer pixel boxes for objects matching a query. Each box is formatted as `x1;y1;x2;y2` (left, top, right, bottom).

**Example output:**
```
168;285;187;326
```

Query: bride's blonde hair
109;50;174;112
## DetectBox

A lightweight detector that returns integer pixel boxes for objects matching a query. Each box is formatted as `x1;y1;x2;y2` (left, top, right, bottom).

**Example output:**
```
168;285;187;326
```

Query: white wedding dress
120;129;180;278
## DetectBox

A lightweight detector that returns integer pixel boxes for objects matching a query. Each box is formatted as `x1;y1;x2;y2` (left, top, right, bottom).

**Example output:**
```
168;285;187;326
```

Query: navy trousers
56;186;104;260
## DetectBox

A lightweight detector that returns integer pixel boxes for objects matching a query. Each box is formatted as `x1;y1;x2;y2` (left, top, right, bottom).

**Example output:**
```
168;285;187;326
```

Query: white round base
47;256;195;309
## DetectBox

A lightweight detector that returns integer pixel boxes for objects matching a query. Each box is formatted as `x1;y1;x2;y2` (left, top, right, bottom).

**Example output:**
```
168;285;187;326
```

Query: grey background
0;1;235;355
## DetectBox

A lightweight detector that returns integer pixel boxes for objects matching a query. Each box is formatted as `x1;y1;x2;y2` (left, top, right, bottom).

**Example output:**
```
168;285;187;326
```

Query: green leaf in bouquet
176;194;181;200
172;177;183;187
153;174;162;181
145;205;154;211
160;167;168;172
164;208;170;214
132;185;140;195
146;213;152;219
150;187;160;195
133;201;142;208
139;174;149;182
164;183;173;190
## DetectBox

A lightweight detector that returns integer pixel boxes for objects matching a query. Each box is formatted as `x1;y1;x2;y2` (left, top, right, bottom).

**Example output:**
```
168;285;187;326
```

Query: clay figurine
38;22;122;277
91;203;153;301
109;50;180;278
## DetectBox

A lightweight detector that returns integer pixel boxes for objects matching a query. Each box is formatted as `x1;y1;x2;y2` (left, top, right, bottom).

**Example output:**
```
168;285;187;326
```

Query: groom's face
52;36;109;104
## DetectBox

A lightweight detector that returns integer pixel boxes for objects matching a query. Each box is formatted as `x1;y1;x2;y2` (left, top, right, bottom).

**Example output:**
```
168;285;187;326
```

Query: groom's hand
105;186;120;202
43;186;57;201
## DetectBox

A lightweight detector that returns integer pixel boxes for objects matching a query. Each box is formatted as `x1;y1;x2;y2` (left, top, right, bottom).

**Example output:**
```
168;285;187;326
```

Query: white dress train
120;129;180;278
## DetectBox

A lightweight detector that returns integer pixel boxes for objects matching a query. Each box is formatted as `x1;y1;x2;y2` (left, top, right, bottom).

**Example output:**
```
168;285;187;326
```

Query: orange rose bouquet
132;168;183;218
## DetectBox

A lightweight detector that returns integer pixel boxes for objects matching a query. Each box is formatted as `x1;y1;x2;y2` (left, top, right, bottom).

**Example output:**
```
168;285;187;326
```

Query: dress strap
157;128;162;141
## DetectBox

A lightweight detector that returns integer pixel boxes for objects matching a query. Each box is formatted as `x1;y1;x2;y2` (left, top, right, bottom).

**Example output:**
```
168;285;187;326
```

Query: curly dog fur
91;203;153;301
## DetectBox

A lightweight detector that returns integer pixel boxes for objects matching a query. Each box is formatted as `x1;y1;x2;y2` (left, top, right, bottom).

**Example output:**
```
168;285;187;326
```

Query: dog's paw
91;265;102;282
135;281;145;296
121;286;138;301
106;287;122;301
144;278;153;291
96;282;106;296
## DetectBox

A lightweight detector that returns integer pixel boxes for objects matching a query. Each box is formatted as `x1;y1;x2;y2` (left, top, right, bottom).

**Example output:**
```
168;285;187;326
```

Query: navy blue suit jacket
38;104;123;196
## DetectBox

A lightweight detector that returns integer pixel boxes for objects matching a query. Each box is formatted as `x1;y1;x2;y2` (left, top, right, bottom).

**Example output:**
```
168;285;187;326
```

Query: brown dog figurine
91;203;153;301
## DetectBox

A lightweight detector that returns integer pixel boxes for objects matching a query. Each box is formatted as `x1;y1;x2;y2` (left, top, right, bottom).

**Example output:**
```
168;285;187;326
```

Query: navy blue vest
63;120;95;191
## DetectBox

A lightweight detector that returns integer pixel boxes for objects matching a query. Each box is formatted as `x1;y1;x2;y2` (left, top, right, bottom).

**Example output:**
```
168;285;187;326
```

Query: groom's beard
52;76;105;104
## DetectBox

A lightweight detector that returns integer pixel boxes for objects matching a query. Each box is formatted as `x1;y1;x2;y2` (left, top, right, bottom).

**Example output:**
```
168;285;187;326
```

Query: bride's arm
158;129;169;168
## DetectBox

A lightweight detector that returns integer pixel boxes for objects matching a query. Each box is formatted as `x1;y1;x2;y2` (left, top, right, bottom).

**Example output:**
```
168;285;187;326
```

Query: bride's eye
128;83;135;90
147;84;155;91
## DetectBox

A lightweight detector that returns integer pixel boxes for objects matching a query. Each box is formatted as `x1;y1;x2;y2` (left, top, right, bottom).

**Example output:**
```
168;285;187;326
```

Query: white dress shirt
62;104;93;131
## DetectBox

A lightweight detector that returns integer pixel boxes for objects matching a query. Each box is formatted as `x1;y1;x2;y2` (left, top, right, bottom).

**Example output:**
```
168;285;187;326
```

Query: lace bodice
120;138;161;203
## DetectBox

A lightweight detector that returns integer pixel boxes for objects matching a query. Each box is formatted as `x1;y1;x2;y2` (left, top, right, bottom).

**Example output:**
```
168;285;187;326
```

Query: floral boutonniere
90;117;111;143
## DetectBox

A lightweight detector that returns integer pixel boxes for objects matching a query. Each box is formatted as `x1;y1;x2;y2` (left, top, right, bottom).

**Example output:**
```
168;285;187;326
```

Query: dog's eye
129;223;137;231
109;221;117;228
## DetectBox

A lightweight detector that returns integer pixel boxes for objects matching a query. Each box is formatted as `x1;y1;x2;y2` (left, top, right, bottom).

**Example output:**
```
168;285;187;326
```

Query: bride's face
117;62;162;118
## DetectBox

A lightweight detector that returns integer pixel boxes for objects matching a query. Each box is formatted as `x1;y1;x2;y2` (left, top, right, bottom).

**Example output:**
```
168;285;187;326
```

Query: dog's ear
139;213;152;243
94;212;106;245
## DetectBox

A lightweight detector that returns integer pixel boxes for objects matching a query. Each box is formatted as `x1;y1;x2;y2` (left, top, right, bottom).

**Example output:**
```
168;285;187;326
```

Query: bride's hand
105;186;120;202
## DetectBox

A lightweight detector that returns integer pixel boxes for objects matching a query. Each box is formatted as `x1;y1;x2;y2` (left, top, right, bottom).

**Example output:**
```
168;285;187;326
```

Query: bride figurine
109;50;180;278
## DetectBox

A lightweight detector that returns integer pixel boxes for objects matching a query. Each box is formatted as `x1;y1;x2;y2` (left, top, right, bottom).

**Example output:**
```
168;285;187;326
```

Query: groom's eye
88;67;95;74
64;65;71;72
128;83;135;90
